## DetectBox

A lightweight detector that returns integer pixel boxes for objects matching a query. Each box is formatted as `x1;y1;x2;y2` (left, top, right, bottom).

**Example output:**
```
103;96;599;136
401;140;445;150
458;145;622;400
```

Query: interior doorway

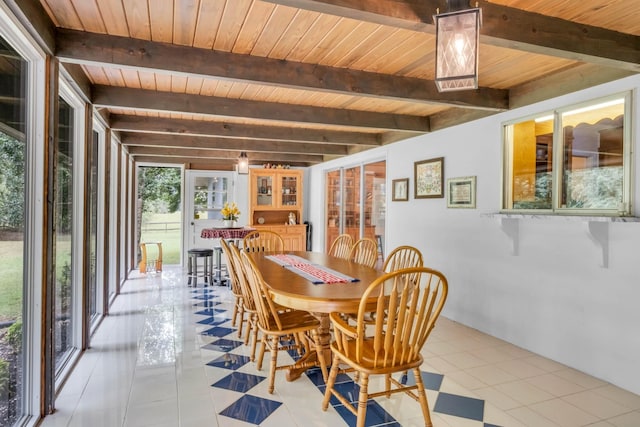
137;165;183;268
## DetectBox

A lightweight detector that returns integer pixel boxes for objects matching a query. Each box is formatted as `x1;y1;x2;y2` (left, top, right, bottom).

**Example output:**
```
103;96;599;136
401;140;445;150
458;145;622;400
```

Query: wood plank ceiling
11;0;640;168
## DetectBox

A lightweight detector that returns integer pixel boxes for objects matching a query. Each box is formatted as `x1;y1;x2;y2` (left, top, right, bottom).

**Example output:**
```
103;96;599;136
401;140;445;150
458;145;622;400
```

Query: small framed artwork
447;176;477;208
392;178;409;201
414;157;444;199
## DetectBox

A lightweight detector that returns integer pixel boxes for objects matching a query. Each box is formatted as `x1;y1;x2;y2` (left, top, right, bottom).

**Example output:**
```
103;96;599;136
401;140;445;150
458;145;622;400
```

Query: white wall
307;74;640;395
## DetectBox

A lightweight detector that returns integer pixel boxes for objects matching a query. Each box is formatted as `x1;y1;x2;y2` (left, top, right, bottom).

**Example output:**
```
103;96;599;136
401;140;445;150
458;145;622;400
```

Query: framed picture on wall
447;176;477;208
414;157;444;199
392;178;409;201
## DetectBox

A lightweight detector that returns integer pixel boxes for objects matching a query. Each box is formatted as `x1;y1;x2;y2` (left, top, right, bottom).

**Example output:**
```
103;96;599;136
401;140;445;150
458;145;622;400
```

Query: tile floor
40;266;640;427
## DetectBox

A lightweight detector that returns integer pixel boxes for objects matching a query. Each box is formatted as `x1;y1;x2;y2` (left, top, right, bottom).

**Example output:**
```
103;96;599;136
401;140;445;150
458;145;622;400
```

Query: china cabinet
248;168;305;250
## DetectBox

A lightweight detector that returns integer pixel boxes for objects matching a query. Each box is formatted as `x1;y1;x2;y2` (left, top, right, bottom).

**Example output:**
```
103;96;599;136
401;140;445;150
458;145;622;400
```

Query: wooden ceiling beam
120;132;349;156
110;114;381;146
92;85;430;132
56;28;507;111
126;146;323;164
132;157;311;169
264;0;640;72
132;156;235;169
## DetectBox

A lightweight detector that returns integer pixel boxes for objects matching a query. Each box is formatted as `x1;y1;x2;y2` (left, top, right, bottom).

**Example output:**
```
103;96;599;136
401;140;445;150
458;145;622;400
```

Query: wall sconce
237;152;249;174
434;2;481;92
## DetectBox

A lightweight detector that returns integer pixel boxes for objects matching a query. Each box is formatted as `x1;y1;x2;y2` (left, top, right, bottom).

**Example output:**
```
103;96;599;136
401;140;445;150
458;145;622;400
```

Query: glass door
325;161;386;256
325;169;342;252
184;170;234;259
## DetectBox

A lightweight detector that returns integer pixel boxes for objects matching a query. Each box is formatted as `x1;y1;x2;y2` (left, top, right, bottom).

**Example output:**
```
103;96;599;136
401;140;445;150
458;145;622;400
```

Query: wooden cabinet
249;168;305;250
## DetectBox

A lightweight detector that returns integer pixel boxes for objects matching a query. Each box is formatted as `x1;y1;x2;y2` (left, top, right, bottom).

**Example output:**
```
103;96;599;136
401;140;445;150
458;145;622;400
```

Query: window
54;96;75;369
503;93;632;215
0;34;27;427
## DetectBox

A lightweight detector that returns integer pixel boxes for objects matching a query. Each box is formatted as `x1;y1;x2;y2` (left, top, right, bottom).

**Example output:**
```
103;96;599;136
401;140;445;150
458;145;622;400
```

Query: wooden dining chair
383;245;424;274
243;230;285;253
322;267;448;427
239;250;328;393
220;239;246;334
350;245;425;326
328;233;353;259
224;241;261;361
348;237;378;268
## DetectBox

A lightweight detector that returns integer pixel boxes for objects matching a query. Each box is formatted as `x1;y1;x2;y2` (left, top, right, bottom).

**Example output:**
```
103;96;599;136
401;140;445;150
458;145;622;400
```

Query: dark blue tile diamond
193;301;219;308
193;294;217;300
434;392;484;421
306;368;351;387
219;394;281;425
333;400;397;427
201;326;234;337
206;353;250;370
318;380;360;407
212;371;265;393
401;369;444;391
201;338;243;352
194;308;224;316
197;317;228;326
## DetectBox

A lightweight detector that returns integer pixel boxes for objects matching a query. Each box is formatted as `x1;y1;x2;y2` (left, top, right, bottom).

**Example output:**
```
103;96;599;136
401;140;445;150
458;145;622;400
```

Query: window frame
54;79;86;385
0;3;47;425
501;92;634;217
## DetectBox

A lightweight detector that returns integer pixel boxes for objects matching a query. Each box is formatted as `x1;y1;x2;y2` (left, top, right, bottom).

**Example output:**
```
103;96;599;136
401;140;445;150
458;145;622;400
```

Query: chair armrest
329;312;357;339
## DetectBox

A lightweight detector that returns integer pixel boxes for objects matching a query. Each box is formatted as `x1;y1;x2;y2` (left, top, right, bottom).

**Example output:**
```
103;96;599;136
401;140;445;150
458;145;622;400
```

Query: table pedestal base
285;313;332;382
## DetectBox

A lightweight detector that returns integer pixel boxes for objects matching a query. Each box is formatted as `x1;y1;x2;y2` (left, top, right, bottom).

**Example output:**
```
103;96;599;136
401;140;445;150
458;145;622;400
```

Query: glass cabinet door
255;173;273;206
280;174;298;206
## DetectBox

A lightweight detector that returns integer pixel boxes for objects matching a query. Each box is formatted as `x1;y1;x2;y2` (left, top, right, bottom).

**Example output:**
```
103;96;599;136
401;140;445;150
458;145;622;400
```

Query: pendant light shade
237;152;249;174
434;7;481;92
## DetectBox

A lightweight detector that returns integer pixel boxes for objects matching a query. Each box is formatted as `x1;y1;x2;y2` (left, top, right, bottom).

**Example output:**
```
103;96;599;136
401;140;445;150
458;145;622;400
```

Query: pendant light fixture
434;1;482;92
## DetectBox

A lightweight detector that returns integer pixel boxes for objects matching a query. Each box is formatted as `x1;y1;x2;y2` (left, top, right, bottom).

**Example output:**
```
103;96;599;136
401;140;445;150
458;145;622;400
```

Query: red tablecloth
200;226;256;240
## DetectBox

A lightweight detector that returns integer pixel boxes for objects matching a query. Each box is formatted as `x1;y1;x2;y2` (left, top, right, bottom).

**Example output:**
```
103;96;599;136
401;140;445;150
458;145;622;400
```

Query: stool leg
204;255;209;286
188;255;193;286
208;255;214;285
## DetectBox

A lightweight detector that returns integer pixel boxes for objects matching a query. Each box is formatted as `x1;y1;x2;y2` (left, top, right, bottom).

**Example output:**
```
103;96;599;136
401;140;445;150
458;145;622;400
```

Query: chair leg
322;354;341;411
250;319;259;362
412;367;433;427
385;373;391;398
356;373;370;427
231;298;239;328
257;335;267;370
243;313;252;345
238;304;246;337
268;335;279;394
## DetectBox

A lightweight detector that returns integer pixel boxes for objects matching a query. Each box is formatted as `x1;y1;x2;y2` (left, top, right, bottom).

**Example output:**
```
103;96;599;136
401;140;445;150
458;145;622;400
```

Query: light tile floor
40;266;640;427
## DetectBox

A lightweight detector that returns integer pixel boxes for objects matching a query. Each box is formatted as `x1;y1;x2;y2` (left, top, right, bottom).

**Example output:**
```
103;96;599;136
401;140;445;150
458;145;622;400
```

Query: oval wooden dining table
247;251;383;381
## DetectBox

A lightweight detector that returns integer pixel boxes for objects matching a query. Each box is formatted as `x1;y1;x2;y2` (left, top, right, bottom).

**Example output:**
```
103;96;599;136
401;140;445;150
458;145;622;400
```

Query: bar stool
187;248;214;286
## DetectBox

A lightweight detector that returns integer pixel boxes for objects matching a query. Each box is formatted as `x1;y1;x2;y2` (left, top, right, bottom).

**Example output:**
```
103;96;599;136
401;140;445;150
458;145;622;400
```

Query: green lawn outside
0;213;183;320
0;240;23;321
140;212;182;265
